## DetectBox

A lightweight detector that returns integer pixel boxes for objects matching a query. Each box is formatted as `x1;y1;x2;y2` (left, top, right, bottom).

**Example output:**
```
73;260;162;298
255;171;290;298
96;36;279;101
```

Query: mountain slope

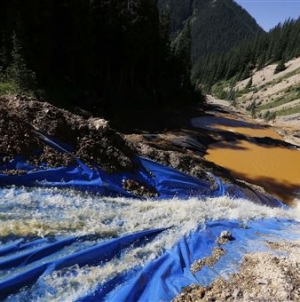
158;0;264;62
204;16;300;125
0;0;199;112
235;57;300;121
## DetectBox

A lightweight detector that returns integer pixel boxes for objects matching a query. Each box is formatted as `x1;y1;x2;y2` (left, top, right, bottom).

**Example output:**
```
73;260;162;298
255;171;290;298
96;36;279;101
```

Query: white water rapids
1;187;300;301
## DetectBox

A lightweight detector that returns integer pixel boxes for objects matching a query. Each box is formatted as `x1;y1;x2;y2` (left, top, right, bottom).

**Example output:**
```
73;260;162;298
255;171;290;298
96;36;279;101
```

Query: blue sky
235;0;300;31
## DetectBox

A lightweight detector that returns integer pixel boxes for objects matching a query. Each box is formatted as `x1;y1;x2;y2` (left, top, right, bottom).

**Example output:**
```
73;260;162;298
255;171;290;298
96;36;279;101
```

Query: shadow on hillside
191;116;265;131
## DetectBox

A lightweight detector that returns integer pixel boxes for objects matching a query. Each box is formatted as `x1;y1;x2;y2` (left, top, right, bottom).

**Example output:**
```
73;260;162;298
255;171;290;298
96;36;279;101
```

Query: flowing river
0;187;299;301
1;109;300;300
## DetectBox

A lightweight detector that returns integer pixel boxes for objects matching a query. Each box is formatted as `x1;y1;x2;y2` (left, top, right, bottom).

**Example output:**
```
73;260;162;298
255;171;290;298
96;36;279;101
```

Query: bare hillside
233;57;300;122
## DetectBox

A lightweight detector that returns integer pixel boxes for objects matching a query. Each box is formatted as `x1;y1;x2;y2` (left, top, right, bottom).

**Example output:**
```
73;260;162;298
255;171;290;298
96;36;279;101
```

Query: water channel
192;112;300;204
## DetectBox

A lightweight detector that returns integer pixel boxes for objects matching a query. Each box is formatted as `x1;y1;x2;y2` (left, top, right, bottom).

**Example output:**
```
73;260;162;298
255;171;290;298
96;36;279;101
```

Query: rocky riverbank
0;95;240;188
174;238;300;302
1;94;298;201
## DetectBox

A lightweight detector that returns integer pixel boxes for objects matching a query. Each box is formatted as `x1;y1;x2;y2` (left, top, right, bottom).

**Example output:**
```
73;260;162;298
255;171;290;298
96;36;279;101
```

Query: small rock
88;118;109;132
216;230;234;244
220;230;233;239
232;288;240;299
257;278;268;285
122;178;158;198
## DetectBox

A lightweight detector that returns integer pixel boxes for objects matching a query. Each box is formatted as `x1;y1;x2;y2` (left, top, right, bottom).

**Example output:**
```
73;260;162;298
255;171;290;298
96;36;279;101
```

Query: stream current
0;186;299;301
1;110;300;300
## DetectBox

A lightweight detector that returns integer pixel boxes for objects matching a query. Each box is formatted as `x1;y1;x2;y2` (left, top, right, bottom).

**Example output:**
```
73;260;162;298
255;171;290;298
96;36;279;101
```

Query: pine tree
172;19;192;89
8;32;36;91
274;59;286;74
245;76;253;89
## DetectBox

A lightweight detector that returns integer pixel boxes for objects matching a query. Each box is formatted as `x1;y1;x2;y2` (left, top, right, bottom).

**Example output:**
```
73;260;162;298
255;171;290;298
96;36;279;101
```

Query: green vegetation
0;0;202;114
159;0;263;64
2;0;299;118
258;93;299;110
276;105;300;116
274;60;287;74
246;101;257;118
0;81;19;95
211;82;228;99
193;17;300;89
262;110;277;121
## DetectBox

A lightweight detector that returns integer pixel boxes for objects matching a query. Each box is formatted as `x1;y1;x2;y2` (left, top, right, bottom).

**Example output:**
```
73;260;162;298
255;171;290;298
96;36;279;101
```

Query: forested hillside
158;0;263;63
0;0;198;114
193;17;300;90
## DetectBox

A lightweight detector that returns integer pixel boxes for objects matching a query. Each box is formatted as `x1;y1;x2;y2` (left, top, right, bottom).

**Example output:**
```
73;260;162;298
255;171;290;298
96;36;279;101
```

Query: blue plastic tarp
0;134;292;300
0;155;284;208
0;128;285;206
84;218;300;302
1;218;299;301
0;228;166;300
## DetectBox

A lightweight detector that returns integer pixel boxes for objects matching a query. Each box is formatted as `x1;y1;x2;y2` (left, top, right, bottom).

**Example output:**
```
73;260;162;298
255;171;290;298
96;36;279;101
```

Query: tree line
0;0;200;114
193;17;300;91
159;0;263;64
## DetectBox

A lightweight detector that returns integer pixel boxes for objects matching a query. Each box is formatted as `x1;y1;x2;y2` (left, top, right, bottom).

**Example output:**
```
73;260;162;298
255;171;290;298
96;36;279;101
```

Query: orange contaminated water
198;114;300;204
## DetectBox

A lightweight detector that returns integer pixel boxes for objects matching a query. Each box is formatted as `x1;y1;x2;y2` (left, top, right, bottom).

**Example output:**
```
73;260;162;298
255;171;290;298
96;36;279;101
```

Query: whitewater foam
0;187;298;239
1;187;299;301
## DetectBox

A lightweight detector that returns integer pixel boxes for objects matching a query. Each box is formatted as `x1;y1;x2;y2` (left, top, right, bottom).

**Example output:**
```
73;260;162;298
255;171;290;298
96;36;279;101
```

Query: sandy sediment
175;239;300;302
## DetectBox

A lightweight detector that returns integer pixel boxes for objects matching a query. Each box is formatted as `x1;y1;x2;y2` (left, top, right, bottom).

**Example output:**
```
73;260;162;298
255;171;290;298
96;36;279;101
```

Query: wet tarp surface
0;155;283;207
100;218;300;302
0;136;294;300
0;218;299;301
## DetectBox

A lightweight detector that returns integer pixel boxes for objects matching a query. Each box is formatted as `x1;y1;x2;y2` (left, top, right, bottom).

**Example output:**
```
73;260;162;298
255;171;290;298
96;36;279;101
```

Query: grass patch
0;81;19;95
258;93;299;110
276;105;300;116
275;66;300;82
0;78;37;98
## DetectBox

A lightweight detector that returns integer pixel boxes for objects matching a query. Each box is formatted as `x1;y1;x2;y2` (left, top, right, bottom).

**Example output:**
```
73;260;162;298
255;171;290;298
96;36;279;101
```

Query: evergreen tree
8;32;36;91
192;14;300;90
245;76;253;89
172;20;192;89
0;0;200;111
227;87;236;101
274;59;286;74
247;101;257;118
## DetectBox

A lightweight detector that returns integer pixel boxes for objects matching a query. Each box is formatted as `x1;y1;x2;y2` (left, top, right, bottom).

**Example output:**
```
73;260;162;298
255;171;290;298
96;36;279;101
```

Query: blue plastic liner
0;135;292;300
89;218;300;302
1;218;299;301
0;155;284;207
0;228;166;299
0;129;285;205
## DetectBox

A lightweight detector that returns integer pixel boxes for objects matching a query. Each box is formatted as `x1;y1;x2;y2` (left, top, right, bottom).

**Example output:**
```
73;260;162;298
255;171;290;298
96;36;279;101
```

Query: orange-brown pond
192;114;300;205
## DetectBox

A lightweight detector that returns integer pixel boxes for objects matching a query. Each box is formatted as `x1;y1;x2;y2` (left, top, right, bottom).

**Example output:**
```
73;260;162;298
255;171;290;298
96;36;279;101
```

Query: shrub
274;60;286;74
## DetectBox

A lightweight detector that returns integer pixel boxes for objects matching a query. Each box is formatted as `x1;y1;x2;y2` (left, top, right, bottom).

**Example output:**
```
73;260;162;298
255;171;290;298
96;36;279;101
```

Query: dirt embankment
1;94;297;202
2;95;300;301
0;95;135;173
0;95;240;185
232;56;300;129
175;239;300;302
